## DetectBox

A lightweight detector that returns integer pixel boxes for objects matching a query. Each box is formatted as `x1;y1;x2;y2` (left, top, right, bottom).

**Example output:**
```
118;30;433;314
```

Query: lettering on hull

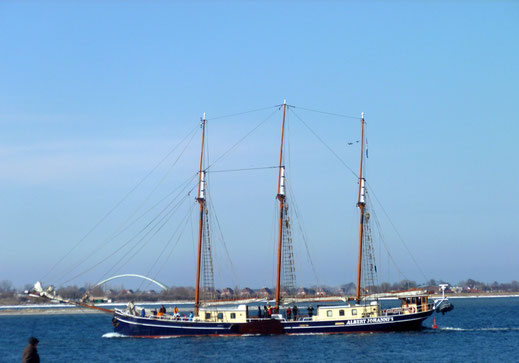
346;316;394;325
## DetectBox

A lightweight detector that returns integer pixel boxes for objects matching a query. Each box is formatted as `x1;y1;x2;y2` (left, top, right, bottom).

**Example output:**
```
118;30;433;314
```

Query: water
1;298;518;362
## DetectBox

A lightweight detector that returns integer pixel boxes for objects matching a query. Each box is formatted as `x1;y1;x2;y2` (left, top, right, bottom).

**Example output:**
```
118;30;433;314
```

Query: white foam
439;326;519;332
155;335;183;339
102;332;128;338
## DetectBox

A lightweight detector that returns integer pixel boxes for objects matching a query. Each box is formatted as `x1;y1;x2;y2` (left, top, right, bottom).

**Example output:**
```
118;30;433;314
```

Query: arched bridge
93;274;168;291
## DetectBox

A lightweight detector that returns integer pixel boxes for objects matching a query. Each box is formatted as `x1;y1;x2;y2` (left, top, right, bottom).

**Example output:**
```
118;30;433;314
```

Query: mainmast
355;112;366;303
194;113;207;316
275;99;287;313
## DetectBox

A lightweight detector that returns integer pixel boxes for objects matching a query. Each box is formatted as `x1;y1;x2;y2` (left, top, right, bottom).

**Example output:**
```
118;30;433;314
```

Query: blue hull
112;310;433;337
113;312;238;336
282;310;433;334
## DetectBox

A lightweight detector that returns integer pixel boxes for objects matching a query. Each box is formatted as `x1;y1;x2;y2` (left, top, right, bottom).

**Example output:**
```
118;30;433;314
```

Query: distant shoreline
1;293;518;316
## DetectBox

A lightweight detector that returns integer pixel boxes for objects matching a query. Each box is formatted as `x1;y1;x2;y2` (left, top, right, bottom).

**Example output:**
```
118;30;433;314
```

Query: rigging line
365;183;428;283
108;173;198;242
286;182;320;288
206;166;278;173
139;202;196;291
289;109;358;179
110;196;189;280
51;138;197;282
62;191;191;286
207;189;239;289
140;198;194;286
103;186;197;280
189;195;196;265
292;106;361;120
370;205;408;283
206;108;280;170
44;124;199;282
53;173;198;284
60;183;197;285
366;191;417;282
100;127;199;251
151;202;197;284
208;105;278;121
205;119;210;174
287;111;294;189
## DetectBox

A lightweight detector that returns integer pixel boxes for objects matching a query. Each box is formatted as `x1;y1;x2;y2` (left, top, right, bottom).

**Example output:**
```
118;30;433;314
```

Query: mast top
361;112;364;119
284;99;286;105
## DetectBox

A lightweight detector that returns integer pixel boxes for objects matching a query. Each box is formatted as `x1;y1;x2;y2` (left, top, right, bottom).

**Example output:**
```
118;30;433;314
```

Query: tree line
1;278;518;305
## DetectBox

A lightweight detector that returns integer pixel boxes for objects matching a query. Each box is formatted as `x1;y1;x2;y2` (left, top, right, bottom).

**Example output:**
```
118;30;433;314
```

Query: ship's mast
355;112;366;303
194;113;207;316
275;100;287;313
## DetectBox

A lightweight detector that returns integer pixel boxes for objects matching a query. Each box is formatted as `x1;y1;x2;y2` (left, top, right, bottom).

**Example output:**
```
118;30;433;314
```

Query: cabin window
230;313;236;319
339;310;345;316
352;309;357;315
217;313;224;319
327;310;333;317
205;313;211;319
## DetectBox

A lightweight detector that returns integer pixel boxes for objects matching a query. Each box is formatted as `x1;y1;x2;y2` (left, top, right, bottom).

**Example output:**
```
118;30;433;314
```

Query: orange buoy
432;316;437;329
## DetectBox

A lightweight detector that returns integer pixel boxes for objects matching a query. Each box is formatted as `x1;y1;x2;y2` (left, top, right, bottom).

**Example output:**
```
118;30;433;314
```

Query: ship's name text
346;317;394;325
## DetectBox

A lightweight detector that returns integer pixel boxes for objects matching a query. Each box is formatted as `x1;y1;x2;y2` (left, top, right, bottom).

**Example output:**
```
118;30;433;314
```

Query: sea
1;297;518;362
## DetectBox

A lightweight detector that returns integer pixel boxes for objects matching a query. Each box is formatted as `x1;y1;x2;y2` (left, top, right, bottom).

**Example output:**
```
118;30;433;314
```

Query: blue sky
1;1;518;290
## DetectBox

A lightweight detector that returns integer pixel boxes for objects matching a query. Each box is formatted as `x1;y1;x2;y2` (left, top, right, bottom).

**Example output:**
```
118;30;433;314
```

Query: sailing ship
29;101;450;336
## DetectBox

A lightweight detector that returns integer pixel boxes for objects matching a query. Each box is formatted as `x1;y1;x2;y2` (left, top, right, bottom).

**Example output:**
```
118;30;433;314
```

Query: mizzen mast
194;113;207;316
275;100;287;313
355;112;366;303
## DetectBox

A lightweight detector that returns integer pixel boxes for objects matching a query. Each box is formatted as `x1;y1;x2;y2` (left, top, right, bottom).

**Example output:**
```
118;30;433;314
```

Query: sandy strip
0;308;108;316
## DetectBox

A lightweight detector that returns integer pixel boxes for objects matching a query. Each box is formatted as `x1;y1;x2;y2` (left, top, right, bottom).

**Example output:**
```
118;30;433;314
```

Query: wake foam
439;327;519;332
102;332;128;338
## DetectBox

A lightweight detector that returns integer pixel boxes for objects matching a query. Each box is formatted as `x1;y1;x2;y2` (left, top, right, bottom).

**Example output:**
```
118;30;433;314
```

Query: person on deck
308;305;314;318
293;305;298;320
286;307;292;320
267;304;272;318
141;308;146;317
258;306;262;318
174;306;179;315
22;337;39;363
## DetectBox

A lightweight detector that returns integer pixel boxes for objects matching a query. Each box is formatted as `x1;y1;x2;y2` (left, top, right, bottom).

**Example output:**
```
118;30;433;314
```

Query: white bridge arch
93;274;168;291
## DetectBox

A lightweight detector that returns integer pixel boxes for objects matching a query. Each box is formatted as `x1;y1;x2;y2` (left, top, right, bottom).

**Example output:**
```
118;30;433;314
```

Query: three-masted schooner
29;101;447;336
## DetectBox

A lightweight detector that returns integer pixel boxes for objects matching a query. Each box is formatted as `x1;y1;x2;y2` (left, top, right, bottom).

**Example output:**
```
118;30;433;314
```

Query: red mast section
355;112;366;303
275;100;287;313
194;113;207;316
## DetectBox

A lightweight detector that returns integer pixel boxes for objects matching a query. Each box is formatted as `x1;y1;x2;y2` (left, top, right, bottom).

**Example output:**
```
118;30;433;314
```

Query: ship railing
381;303;434;316
247;317;282;321
248;316;310;322
139;313;193;322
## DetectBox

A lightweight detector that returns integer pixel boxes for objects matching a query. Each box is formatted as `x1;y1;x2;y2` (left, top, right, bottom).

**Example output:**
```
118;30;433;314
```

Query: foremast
275;100;287;313
195;113;207;316
356;112;366;303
